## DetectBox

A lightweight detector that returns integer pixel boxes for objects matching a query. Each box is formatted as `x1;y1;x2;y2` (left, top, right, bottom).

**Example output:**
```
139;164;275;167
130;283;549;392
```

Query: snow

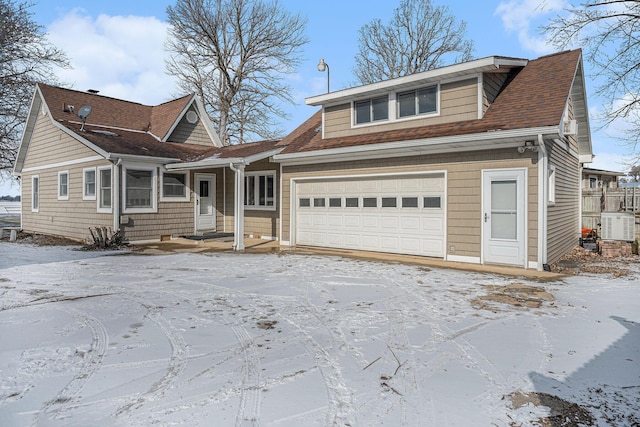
0;242;638;426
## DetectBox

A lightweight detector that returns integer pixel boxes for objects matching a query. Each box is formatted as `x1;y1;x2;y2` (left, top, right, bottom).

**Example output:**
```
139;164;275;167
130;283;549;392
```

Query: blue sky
0;0;632;195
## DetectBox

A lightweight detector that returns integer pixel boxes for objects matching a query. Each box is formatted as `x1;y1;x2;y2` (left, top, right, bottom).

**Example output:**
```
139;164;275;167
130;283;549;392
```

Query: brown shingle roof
279;50;582;155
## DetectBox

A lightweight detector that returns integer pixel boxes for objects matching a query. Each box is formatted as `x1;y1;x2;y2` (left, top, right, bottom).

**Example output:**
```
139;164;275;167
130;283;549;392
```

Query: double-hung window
355;96;388;124
244;171;275;210
161;171;189;202
58;171;69;201
98;166;112;212
124;165;157;213
32;176;39;212
398;85;437;118
83;168;96;200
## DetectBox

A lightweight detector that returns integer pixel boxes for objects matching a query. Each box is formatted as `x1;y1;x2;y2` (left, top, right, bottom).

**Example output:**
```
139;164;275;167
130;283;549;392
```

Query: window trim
31;175;39;213
244;171;276;211
122;164;157;214
97;165;113;213
160;170;190;202
83;167;97;201
58;170;69;201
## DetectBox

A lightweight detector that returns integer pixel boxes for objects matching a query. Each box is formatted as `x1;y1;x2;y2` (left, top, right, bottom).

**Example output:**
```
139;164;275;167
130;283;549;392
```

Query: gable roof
276;50;591;160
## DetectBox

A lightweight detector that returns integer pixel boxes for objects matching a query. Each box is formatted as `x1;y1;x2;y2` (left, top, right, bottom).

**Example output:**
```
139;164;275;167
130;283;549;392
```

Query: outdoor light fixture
317;58;330;93
517;140;538;153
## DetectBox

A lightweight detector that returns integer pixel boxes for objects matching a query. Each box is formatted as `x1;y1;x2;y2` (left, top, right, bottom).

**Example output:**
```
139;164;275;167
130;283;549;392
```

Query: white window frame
548;164;556;205
160;170;190;202
83;167;97;200
353;95;389;125
244;171;276;211
97;165;113;213
58;170;69;201
31;175;39;213
397;84;439;119
122;164;157;214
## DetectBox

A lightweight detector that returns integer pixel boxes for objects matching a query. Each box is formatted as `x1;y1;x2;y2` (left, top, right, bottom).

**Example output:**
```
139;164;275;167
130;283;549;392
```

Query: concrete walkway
133;237;567;281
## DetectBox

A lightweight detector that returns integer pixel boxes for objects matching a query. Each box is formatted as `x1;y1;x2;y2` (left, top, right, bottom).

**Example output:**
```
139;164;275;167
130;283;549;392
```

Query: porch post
230;162;245;250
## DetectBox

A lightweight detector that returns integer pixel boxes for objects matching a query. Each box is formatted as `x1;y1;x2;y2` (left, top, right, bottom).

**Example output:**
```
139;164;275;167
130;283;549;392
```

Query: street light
317;58;330;93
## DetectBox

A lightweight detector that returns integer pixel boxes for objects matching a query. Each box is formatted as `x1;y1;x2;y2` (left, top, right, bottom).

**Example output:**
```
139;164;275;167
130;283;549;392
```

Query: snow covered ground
0;242;638;426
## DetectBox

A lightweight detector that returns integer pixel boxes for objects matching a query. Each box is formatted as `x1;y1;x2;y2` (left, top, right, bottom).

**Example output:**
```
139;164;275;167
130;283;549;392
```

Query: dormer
306;56;528;140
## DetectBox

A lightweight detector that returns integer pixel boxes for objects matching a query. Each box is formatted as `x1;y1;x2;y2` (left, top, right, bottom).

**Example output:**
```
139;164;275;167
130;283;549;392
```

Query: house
13;84;282;249
14;49;592;270
273;49;592;270
581;167;622;189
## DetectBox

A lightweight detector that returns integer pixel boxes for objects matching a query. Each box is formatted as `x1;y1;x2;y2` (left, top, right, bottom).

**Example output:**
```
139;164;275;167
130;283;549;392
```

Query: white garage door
295;174;445;257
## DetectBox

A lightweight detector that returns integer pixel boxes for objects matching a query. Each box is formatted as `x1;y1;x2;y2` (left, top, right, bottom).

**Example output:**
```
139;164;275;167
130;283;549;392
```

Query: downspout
223;168;226;233
113;159;122;233
537;134;548;271
229;162;245;250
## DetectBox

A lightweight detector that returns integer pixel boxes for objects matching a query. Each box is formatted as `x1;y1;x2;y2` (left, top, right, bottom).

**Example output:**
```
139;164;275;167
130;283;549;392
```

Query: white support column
230;162;245;250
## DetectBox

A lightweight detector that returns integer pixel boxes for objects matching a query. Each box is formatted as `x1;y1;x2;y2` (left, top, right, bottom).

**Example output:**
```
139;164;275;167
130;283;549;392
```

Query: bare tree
165;0;307;145
544;1;640;157
353;0;474;85
0;0;68;177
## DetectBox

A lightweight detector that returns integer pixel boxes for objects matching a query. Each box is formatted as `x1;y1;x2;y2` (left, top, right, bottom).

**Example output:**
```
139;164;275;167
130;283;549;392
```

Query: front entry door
195;173;216;231
482;169;526;266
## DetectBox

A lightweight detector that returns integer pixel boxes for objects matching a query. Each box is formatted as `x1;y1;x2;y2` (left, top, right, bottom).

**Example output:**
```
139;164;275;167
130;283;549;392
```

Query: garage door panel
295;174;445;258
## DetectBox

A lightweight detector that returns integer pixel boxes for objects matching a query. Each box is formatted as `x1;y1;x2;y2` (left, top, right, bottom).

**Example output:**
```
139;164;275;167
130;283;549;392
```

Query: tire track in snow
115;300;188;418
231;324;262;427
33;305;108;426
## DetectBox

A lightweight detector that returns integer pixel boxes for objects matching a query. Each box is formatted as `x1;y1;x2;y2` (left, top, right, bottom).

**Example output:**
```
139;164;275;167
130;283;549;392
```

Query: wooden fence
582;188;640;238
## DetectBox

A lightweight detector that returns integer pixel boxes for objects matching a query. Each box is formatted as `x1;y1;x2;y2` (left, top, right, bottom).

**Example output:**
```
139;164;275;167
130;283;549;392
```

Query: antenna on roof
77;105;92;131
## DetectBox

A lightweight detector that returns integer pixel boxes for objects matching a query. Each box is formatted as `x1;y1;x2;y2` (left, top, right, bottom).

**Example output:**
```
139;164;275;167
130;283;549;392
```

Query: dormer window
355;95;388;124
398;85;437;118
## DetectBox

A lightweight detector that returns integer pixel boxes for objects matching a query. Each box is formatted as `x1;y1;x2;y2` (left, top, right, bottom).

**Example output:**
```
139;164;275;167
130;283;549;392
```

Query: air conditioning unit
600;212;635;241
563;119;577;136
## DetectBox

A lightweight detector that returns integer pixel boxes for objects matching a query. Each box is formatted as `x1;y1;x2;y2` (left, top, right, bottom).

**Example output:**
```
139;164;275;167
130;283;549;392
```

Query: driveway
0;243;638;426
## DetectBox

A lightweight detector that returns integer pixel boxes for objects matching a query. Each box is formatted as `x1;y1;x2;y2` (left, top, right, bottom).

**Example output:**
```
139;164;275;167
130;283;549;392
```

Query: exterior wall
324;78;479;138
281;148;539;263
20;115;113;241
167;107;214;145
546;141;580;264
482;72;510;114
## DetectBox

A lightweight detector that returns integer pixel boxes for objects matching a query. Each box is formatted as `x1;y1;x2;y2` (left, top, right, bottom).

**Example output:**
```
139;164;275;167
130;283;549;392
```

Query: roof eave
273;126;559;165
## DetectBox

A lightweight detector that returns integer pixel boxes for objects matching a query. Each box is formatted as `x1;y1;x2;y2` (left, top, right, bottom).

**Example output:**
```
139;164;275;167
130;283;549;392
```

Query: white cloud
47;9;178;105
494;0;566;55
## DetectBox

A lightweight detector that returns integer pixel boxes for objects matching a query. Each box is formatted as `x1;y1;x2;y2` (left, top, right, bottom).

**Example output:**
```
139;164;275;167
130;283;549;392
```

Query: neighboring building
582;167;622;189
14;49;592;270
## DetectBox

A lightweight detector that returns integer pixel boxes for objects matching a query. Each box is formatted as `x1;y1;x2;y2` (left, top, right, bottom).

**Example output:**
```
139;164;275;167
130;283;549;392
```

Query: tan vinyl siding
482;72;509;114
281;149;539;262
22;115;100;170
324;78;479;138
167;108;214;145
546;141;580;264
123;201;194;241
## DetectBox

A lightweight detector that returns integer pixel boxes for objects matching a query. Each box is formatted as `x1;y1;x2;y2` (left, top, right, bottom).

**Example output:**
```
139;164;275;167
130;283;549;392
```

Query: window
588;175;598;189
244;172;275;210
401;197;418;208
98;167;112;212
346;197;359;208
314;198;326;207
423;196;441;208
398;86;437;118
299;198;310;207
355;96;388;124
381;197;397;208
548;165;556;205
83;168;96;200
58;171;69;200
124;166;157;213
329;198;342;207
161;171;189;201
363;197;377;208
32;176;39;212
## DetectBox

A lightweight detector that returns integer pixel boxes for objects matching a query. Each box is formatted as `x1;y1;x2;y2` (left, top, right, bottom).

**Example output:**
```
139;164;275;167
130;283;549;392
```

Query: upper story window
398;85;437;118
355;96;388;124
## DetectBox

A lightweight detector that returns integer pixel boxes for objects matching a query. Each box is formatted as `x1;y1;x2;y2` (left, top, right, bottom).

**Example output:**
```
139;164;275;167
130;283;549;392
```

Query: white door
195;173;216;231
482;169;526;266
294;174;445;257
